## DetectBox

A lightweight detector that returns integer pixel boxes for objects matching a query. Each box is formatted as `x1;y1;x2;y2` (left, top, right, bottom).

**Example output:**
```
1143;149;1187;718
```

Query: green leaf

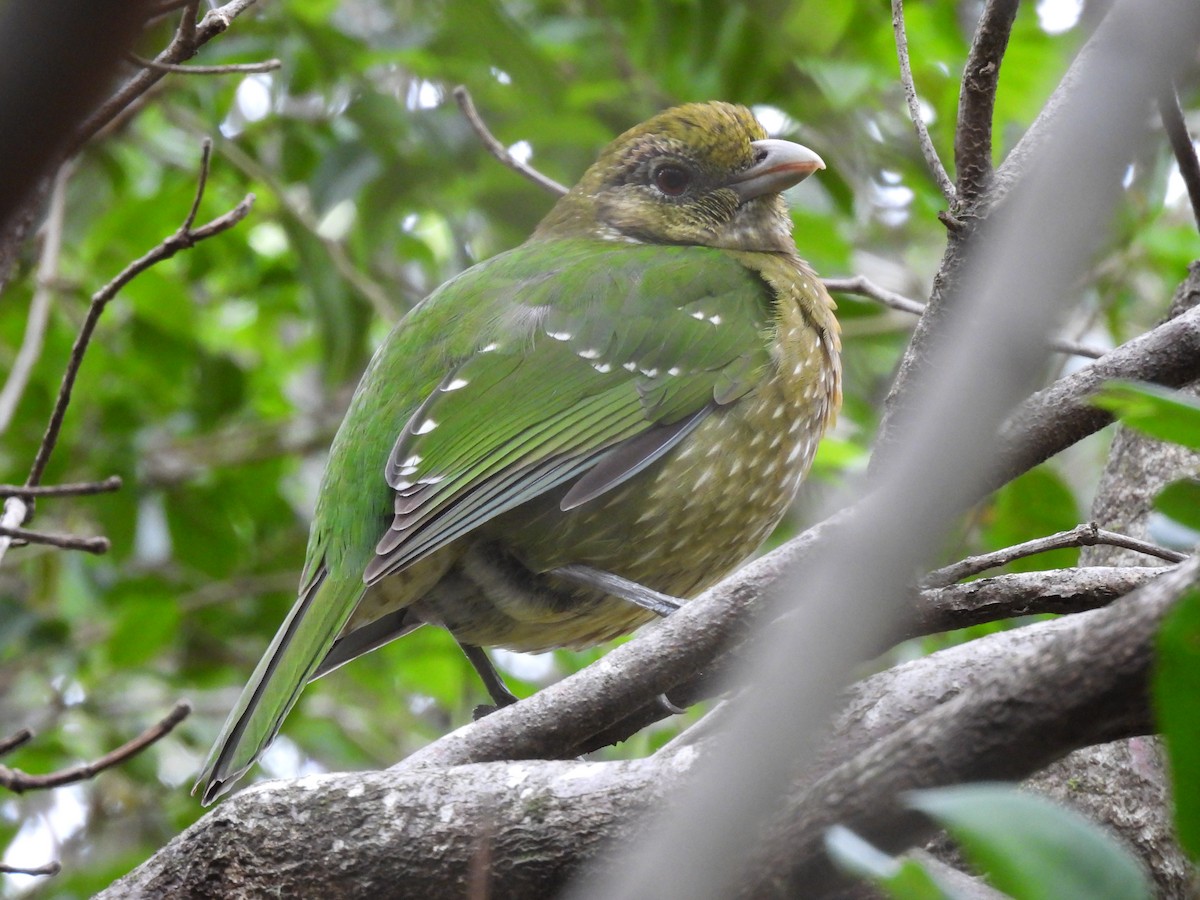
825;825;955;900
907;783;1152;900
1154;587;1200;861
1094;381;1200;450
1153;478;1200;533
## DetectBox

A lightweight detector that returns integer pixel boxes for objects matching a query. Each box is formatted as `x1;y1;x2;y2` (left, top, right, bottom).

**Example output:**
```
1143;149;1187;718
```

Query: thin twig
127;52;281;76
823;275;925;315
0;728;34;757
23;146;254;489
452;85;567;196
0;475;122;498
891;0;956;203
1050;337;1105;360
71;0;261;154
0;524;110;554
1158;86;1200;233
170;106;408;318
922;523;1188;588
824;275;1107;357
0;163;72;434
0;861;60;877
954;0;1019;204
0;701;191;794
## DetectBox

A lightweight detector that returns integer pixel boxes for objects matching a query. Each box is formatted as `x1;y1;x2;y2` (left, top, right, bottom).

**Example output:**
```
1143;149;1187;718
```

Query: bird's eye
652;164;691;197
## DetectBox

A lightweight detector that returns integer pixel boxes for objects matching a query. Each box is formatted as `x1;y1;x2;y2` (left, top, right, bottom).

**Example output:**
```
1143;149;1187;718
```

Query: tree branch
23;142;254;491
126;52;282;76
0;702;190;794
743;552;1200;896
452;85;568;196
891;0;955;203
0;476;122;498
70;0;264;154
954;0;1019;204
995;284;1200;492
100;556;1197;897
1158;85;1200;233
825;274;1106;357
0;523;109;554
912;565;1164;635
922;522;1186;588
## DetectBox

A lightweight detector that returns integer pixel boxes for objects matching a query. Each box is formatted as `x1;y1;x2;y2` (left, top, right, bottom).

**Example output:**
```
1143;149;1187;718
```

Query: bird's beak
729;139;825;202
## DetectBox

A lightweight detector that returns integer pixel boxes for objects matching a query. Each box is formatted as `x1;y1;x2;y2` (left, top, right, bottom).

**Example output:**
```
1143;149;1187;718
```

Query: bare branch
891;0;955;203
923;522;1187;588
824;274;1106;357
0;702;191;794
0;861;60;877
913;566;1164;636
0;162;71;434
0;728;34;757
823;274;925;315
452;85;568;197
127;52;282;76
996;297;1200;492
1051;337;1106;360
1158;86;1200;233
954;0;1019;203
100;558;1196;897
0;476;122;498
170;109;409;319
23;146;254;490
70;0;263;154
0;523;109;554
745;553;1200;896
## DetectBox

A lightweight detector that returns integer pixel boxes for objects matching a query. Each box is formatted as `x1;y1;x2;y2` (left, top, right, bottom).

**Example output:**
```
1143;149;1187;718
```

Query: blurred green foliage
0;1;1195;895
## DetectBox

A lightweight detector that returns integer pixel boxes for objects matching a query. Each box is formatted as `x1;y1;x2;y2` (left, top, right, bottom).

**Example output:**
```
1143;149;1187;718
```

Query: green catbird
196;101;841;803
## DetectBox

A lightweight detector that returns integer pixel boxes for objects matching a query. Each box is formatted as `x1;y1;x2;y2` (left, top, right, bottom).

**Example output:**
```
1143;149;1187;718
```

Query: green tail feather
193;569;363;805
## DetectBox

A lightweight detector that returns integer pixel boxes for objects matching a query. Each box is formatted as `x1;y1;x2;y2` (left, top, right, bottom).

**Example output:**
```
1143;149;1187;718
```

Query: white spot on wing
548;331;573;341
414;418;438;435
442;377;469;391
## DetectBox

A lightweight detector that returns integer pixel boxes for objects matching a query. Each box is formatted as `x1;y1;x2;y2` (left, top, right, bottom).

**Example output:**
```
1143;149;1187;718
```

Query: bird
195;101;841;804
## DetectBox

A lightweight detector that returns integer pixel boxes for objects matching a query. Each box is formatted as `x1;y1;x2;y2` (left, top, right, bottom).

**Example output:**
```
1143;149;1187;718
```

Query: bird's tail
192;568;363;805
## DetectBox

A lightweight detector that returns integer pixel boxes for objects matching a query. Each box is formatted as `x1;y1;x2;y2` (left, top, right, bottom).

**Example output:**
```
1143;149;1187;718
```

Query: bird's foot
457;641;521;712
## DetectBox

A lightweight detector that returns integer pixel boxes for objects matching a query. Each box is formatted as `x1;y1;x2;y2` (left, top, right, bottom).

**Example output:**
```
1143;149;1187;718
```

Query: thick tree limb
98;757;677;899
739;552;1200;897
995;278;1200;492
102;557;1196;898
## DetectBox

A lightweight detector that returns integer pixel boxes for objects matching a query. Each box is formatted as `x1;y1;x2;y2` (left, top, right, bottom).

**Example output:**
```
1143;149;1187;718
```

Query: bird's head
534;102;823;254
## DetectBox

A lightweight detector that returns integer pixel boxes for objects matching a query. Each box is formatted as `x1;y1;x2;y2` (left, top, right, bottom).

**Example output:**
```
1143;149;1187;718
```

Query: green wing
194;239;772;803
361;239;774;582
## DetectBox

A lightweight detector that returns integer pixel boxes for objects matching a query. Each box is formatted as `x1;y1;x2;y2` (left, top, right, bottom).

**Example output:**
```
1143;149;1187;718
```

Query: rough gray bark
96;758;679;900
1026;263;1200;899
99;554;1200;898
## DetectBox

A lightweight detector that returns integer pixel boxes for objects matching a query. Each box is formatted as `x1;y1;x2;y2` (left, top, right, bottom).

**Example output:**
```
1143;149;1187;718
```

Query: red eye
653;164;691;196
